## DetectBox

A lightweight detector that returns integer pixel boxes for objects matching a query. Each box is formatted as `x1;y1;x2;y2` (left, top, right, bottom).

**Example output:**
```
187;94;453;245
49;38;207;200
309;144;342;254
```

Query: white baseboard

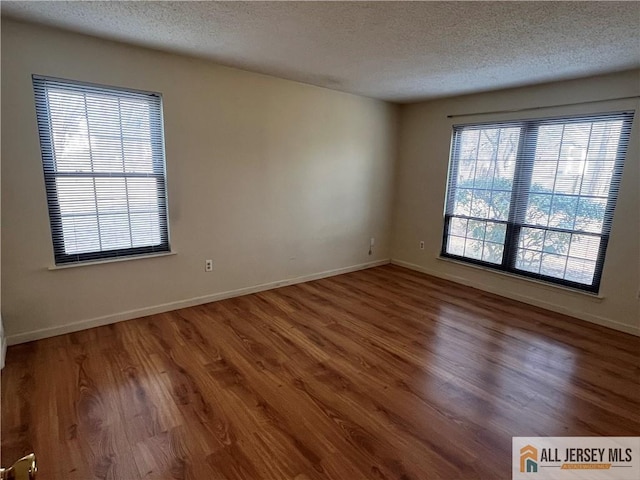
391;258;640;337
6;259;391;345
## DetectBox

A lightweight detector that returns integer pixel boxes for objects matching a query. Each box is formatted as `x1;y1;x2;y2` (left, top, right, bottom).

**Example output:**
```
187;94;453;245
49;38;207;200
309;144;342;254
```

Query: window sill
48;251;176;270
436;255;605;301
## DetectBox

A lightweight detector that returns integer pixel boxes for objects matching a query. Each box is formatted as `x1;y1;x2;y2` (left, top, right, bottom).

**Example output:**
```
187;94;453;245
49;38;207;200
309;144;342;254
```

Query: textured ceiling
2;1;639;102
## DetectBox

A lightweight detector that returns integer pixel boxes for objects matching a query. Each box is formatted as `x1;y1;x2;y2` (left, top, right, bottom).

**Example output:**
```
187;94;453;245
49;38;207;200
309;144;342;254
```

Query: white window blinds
33;76;170;265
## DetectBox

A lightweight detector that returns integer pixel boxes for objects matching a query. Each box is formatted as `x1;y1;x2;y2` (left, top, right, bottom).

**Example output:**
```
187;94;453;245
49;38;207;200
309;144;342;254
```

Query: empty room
1;1;639;479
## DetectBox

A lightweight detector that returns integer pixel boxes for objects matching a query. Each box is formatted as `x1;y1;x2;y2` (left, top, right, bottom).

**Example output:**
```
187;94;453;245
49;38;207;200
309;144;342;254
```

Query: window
33;76;170;265
442;111;634;293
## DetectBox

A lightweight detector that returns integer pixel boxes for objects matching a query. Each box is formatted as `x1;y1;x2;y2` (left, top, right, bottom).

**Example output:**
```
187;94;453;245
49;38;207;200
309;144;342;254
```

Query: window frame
441;111;634;294
33;75;171;265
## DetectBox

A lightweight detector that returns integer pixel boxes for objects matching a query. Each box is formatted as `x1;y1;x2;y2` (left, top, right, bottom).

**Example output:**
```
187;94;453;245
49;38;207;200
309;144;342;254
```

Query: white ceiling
2;1;639;103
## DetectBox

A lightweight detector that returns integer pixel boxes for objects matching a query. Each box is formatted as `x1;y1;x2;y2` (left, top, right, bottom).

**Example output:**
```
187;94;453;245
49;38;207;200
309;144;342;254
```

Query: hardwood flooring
1;265;639;479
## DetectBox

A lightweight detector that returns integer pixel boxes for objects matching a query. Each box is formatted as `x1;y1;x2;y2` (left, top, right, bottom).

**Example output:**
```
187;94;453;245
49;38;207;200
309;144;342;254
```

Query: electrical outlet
419;241;425;250
370;237;375;247
205;259;213;272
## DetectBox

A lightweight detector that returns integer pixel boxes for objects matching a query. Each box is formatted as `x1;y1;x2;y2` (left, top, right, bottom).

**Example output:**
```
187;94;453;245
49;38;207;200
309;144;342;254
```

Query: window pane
518;227;545;252
466;220;486;240
123;139;154;173
525;193;552;226
445;217;506;264
464;239;483;260
56;178;97;215
489;193;509;221
34;76;169;264
568;234;600;261
554;161;584;195
587;122;623;162
96;178;128;214
473;162;494;186
91;135;124;173
469;190;490;218
527;119;621;239
485;222;506;244
516;227;545;273
548;195;578;230
530;162;557;193
580;161;614;197
519;117;623;284
481;242;504;264
131;212;161;247
497;128;521;165
444;113;631;292
449;217;468;236
543;231;571;256
459;129;480;160
128;178;160;212
449;120;518;280
446;235;465;256
48;89;92;173
517;228;604;286
445;126;519;264
99;213;132;250
540;253;567;279
565;258;596;284
558;123;591;163
535;125;562;161
120;99;151;140
516;249;542;274
575;197;606;233
516;117;614;285
453;188;472;216
61;215;100;254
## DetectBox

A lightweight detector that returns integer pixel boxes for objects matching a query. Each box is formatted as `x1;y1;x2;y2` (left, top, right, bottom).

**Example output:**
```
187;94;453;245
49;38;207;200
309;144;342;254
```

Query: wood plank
2;265;639;479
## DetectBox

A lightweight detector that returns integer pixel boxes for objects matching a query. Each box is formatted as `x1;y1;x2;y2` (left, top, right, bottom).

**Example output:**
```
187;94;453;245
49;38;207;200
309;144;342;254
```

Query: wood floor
2;265;639;480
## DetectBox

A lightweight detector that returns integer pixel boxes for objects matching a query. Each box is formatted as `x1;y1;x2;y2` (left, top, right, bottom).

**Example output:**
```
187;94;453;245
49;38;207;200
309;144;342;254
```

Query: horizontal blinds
444;124;522;265
511;113;634;234
33;75;170;264
443;111;634;292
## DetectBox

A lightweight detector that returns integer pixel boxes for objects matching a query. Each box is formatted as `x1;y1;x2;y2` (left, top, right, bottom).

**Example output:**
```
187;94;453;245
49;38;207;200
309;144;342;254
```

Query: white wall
1;20;398;344
392;70;640;335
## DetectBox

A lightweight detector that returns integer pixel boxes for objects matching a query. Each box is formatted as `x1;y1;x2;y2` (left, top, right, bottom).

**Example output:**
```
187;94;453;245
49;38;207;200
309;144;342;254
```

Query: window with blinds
33;76;170;265
442;111;634;293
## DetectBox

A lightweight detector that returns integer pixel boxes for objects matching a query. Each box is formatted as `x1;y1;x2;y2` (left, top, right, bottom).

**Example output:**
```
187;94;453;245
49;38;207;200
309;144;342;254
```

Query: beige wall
392;70;640;335
1;20;397;343
2;20;638;345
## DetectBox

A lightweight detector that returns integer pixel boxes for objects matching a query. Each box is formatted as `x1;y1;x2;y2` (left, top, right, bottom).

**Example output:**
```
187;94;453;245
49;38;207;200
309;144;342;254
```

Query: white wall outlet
205;259;213;272
419;241;425;250
370;237;375;247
